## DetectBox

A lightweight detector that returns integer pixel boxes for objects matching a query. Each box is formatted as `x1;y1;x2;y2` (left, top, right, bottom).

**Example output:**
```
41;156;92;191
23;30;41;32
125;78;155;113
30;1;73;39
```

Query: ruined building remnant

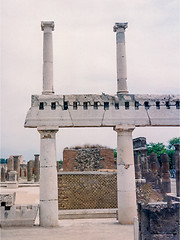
24;21;180;227
63;146;115;171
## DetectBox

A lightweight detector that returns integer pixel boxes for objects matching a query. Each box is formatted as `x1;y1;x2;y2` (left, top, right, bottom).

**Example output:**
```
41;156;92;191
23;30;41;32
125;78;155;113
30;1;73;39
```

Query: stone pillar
114;125;137;224
113;22;128;94
34;154;40;182
174;144;180;197
27;160;33;181
38;127;59;227
134;153;141;179
57;161;59;172
141;155;149;179
149;153;158;178
1;167;6;182
41;21;54;95
13;156;20;180
161;153;171;193
7;156;14;172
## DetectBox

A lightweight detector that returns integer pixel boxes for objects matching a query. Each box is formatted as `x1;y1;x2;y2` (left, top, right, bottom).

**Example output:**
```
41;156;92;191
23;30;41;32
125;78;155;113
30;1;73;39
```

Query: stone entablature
25;93;179;128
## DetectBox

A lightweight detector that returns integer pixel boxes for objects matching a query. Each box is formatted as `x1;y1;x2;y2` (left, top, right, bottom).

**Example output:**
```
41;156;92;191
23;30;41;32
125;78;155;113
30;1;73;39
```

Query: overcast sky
1;0;180;161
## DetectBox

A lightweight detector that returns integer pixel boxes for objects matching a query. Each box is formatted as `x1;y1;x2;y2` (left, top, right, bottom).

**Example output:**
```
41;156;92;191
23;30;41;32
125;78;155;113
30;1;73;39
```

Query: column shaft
114;125;137;224
41;21;54;95
38;128;58;227
113;23;128;94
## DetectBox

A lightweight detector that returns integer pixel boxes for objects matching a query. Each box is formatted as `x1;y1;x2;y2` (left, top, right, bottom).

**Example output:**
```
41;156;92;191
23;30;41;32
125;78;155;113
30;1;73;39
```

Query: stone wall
58;172;117;210
138;202;179;240
63;147;115;171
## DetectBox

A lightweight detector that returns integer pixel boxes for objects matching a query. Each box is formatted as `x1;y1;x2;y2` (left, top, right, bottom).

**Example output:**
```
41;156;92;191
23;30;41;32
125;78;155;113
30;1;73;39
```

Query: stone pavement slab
1;218;134;240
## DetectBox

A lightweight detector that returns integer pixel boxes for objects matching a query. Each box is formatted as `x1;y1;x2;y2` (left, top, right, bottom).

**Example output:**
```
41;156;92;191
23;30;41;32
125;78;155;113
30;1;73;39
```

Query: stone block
138;202;179;240
6;181;18;189
0;205;39;227
0;193;16;207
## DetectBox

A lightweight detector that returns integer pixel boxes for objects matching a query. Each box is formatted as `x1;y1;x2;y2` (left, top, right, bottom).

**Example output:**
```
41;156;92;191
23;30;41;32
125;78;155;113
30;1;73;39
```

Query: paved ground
1;218;134;240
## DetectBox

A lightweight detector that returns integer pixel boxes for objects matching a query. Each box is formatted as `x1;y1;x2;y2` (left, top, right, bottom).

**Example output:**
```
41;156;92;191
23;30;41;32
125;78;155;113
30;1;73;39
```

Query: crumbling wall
138;202;179;240
63;146;115;171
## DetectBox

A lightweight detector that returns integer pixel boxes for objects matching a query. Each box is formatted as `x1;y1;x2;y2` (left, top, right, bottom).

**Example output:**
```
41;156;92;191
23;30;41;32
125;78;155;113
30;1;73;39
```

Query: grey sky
1;0;180;161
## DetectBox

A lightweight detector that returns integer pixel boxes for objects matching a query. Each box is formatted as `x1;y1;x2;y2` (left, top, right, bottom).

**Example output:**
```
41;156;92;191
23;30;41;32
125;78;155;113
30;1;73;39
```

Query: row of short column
134;145;180;197
1;155;40;182
27;155;40;182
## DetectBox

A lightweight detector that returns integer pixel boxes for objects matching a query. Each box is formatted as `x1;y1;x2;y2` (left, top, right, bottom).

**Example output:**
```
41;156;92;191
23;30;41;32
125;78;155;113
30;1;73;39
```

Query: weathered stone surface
0;205;38;227
136;182;163;205
161;153;171;193
1;167;6;182
7;171;17;182
24;93;180;128
138;202;179;240
0;193;16;207
27;160;34;181
13;156;20;180
34;154;40;182
7;156;14;172
63;146;115;171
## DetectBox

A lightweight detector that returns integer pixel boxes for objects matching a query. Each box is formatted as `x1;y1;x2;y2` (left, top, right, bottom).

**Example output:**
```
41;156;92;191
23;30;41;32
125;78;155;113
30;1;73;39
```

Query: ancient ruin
23;21;180;227
63;146;115;171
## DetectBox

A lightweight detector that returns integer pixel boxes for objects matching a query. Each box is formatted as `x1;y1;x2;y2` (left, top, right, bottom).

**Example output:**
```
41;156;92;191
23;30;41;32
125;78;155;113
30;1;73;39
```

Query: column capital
113;22;128;32
41;21;54;31
37;126;59;139
113;124;135;133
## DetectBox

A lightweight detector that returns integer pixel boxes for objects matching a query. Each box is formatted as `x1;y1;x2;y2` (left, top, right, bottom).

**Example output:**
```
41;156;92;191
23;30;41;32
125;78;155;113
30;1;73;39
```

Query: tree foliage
147;137;180;169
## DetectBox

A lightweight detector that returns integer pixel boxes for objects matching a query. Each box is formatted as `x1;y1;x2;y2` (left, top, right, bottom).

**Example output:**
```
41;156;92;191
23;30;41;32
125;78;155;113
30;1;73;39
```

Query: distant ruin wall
63;147;115;171
58;172;117;210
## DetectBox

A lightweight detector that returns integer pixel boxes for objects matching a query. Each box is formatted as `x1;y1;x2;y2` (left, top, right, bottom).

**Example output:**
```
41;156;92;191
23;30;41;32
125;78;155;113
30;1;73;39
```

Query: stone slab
58;208;117;219
0;205;39;227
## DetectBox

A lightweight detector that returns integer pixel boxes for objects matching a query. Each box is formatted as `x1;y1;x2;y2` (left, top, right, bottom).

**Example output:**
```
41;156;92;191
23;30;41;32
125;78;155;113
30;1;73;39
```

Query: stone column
41;21;54;95
38;127;59;227
161;153;171;193
57;161;59;172
174;144;180;197
14;156;20;180
149;153;158;178
114;125;137;224
141;155;149;179
1;167;6;182
134;153;141;179
27;161;33;181
7;156;14;172
34;154;40;182
113;22;128;94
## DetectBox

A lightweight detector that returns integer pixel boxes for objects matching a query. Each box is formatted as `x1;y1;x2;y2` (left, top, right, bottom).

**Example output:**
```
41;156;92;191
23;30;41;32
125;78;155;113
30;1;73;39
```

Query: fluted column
38;127;59;227
41;21;54;95
114;125;137;224
113;22;128;94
